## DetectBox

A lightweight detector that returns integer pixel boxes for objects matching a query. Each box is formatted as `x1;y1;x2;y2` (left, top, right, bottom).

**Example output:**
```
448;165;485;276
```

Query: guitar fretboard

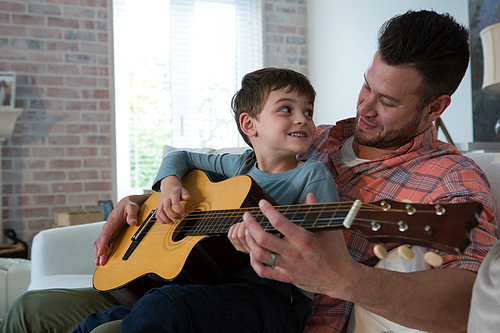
185;202;351;235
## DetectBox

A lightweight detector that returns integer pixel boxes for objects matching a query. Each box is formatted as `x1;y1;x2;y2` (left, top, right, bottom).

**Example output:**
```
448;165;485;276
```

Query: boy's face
252;89;315;157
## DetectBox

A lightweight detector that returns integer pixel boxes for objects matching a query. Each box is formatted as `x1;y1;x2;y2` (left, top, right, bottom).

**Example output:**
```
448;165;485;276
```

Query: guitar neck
180;198;481;255
186;202;352;236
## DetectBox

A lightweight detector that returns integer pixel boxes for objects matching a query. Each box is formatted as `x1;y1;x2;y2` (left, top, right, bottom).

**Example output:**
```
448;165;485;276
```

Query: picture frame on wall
0;72;16;108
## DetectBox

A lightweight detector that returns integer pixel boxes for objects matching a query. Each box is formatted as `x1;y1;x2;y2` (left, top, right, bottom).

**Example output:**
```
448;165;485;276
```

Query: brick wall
0;0;114;244
0;0;307;245
264;0;308;75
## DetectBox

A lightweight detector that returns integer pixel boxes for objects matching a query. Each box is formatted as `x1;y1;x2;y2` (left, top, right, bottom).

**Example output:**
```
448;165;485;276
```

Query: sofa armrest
464;152;500;238
0;258;31;317
30;222;105;284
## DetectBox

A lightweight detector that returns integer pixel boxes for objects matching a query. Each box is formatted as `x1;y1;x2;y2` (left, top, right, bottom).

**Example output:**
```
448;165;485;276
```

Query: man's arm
242;194;474;332
94;193;151;266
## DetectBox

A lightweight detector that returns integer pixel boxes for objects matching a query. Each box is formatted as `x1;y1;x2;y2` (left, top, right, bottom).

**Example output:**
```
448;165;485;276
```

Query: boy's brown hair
231;67;316;147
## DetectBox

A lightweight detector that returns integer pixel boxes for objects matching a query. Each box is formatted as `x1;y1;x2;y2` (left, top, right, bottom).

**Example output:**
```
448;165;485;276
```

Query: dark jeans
72;279;311;333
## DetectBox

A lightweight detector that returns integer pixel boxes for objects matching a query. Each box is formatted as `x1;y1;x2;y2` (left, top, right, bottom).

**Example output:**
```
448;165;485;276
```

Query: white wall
308;0;472;144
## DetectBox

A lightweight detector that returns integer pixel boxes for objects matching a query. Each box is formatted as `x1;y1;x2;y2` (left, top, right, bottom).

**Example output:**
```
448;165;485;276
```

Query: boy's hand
228;222;250;254
156;176;191;224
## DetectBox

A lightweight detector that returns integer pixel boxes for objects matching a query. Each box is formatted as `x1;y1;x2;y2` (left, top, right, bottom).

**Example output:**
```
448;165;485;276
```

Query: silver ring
267;252;276;266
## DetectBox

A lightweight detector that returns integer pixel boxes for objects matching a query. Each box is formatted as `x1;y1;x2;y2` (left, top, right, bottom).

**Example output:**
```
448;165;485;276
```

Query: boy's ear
239;113;257;137
424;94;451;123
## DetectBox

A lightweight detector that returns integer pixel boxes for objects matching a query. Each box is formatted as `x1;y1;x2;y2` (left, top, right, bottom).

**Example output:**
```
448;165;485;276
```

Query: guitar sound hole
172;209;203;242
172;220;187;242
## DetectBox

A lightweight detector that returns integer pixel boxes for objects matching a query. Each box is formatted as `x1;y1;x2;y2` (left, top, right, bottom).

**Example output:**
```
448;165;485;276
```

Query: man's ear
239;113;257;137
424;95;451;123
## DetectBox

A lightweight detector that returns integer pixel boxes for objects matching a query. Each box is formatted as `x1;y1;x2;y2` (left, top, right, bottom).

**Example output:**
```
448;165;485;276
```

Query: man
237;11;497;332
2;9;497;333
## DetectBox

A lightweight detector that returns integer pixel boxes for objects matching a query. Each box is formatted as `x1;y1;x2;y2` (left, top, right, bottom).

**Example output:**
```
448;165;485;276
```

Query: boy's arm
151;150;252;191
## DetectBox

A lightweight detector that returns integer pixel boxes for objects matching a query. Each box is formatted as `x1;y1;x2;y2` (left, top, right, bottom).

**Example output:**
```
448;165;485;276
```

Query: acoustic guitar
93;170;482;305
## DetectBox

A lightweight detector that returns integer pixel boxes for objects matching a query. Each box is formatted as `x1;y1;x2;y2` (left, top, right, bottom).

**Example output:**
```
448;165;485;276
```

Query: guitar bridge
122;209;157;260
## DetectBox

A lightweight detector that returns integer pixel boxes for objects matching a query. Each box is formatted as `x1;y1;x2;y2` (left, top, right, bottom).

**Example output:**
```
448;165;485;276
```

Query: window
113;0;263;198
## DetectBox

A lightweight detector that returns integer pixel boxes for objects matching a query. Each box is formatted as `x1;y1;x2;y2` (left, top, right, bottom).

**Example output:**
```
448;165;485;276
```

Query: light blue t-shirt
152;149;339;205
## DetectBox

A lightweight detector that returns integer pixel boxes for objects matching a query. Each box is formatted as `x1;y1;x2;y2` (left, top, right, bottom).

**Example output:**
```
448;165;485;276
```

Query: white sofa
1;150;496;320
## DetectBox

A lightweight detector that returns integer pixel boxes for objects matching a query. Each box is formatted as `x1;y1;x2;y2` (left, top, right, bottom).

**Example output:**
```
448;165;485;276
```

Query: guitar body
93;170;265;305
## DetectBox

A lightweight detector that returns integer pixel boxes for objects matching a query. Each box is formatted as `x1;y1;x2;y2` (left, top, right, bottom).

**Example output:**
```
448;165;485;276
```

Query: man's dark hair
231;67;316;147
378;10;470;107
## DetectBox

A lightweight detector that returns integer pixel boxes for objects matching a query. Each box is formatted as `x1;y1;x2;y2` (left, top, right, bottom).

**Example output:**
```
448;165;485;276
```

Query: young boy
154;67;338;223
73;68;339;333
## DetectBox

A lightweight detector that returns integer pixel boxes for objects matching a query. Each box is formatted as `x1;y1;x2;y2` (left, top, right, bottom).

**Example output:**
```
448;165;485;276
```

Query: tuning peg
373;244;388;260
397;245;415;261
424;251;443;267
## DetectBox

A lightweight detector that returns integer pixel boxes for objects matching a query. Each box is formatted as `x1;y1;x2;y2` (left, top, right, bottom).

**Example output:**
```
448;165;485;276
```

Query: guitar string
123;197;452;239
131;204;441;236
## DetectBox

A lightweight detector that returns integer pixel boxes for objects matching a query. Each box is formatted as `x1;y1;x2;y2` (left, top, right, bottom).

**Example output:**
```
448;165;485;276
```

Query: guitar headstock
351;200;482;255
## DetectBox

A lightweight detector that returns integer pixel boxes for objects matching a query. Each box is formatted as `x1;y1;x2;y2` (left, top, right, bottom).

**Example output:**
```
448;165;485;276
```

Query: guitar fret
287;205;299;227
258;210;270;231
200;210;216;234
219;209;240;233
211;210;224;234
329;203;341;227
192;209;253;235
315;204;341;229
290;205;311;228
217;210;231;234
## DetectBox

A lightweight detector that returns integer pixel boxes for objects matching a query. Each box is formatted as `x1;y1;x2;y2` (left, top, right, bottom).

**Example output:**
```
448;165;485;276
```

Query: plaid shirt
298;118;498;333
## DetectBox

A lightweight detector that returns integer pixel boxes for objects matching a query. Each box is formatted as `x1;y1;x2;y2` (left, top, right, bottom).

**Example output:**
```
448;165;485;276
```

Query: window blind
113;0;263;198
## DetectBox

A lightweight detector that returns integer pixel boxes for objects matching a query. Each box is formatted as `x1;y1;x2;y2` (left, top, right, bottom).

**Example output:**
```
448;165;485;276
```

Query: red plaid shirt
298;118;498;333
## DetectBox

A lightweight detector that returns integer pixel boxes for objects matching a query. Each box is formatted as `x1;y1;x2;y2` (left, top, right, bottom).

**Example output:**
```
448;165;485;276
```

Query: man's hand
242;193;357;297
156;176;191;224
94;194;151;266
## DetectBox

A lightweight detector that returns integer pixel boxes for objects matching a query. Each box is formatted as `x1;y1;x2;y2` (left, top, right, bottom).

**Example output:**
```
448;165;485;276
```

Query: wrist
160;175;180;191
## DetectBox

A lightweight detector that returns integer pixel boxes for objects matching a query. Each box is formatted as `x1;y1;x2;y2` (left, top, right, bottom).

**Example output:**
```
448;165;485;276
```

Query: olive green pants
0;288;120;333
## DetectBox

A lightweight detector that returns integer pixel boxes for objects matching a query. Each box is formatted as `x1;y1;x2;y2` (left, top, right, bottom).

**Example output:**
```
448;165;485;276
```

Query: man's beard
353;112;422;150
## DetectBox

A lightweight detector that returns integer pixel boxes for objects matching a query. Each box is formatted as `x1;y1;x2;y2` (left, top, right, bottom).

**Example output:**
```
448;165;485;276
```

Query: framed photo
0;72;16;108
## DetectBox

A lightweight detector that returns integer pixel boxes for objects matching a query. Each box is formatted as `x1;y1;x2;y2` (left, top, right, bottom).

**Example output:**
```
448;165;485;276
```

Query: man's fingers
243;209;282;252
257;199;308;243
125;201;140;226
306;192;318;204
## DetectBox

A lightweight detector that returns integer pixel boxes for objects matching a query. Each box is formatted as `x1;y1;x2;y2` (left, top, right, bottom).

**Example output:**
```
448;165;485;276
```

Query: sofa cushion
28;274;93;291
162;145;248;158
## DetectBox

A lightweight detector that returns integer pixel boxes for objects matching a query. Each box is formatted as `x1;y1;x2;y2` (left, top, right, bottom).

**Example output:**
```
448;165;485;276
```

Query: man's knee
1;288;118;333
1;290;46;333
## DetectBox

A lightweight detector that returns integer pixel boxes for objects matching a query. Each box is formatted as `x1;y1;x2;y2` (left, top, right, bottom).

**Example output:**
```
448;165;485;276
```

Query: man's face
354;52;430;150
